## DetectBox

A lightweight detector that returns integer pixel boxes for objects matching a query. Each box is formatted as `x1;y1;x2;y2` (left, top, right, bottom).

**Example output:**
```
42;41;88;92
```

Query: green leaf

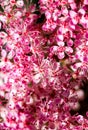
32;0;38;4
28;82;33;87
24;0;30;9
0;5;4;12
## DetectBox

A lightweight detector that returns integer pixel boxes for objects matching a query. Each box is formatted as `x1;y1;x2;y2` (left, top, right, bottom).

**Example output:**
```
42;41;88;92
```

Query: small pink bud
84;0;88;5
16;0;24;8
57;41;65;46
68;0;74;3
58;52;65;59
69;10;77;18
1;49;7;58
76;89;84;101
57;35;64;41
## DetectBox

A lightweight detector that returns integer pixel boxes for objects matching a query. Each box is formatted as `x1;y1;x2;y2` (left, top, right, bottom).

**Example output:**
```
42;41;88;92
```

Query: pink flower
0;0;88;129
84;0;88;5
16;0;24;8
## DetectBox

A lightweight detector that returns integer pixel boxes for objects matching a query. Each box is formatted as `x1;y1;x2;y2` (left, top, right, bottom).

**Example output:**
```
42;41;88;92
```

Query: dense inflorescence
0;0;88;129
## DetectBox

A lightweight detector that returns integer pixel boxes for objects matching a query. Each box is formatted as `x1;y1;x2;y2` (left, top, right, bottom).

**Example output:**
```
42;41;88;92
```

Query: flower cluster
0;0;88;129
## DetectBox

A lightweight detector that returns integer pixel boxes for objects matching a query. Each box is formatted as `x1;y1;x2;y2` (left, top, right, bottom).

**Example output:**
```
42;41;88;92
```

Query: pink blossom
0;0;88;129
84;0;88;5
16;0;24;8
